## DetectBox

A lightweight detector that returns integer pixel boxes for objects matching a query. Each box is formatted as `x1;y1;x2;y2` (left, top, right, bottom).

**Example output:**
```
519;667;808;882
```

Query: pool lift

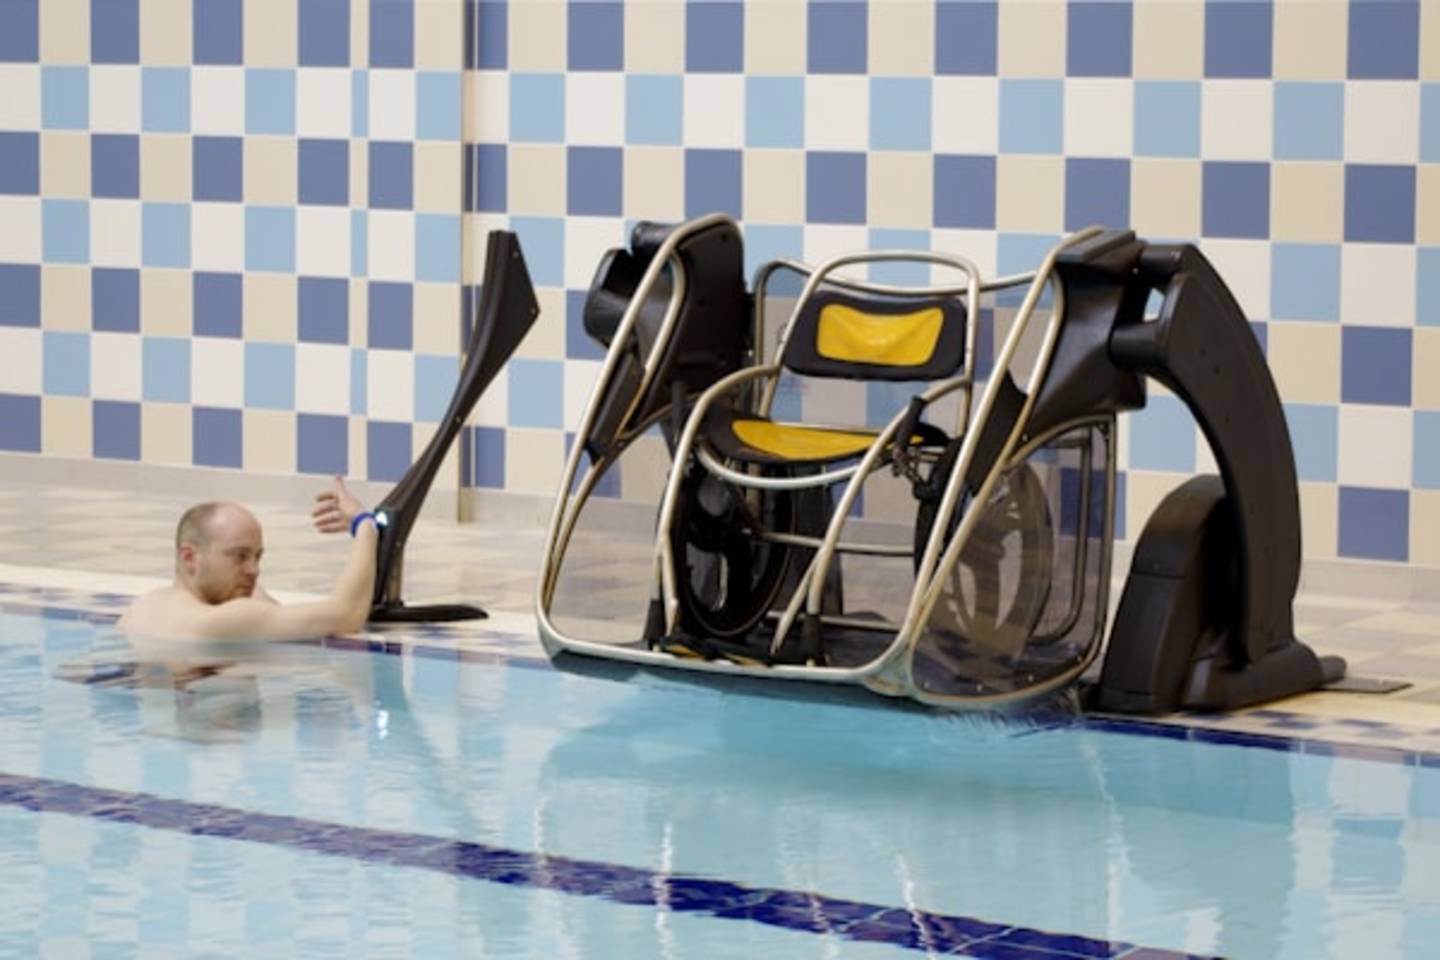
537;215;1346;714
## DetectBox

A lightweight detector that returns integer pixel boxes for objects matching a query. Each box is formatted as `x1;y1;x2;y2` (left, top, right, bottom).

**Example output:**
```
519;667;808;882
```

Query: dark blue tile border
0;770;1210;960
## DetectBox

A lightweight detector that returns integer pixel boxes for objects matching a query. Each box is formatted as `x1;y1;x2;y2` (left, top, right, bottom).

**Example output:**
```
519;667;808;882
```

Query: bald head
174;502;265;603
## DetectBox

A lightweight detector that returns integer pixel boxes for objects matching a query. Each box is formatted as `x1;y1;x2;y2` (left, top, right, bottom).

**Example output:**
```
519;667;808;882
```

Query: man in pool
118;476;380;642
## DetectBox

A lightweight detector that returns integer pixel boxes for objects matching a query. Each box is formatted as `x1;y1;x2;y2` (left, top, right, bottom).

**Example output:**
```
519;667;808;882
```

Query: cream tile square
998;1;1066;77
515;288;565;360
1270;163;1344;243
804;75;869;151
1337;406;1412;488
191;337;244;408
566;73;625;145
191;67;246;137
1417;166;1440;244
1340;244;1416;328
294;344;350;415
1202;81;1273;160
470;365;507;426
1125;469;1186;545
508;2;567;71
140;134;191;202
802;224;869;268
141;401;190;465
1132;0;1203;79
1345;84;1420;164
367;350;414;422
349;140;367;208
413;282;461;355
869;1;933;76
625;1;683;72
563;358;602;432
1273;0;1347;80
191;202;246;273
868;152;931;229
507;144;566;216
350;0;367;68
505;428;564;495
624;147;684;222
465;71;508;143
1414;329;1440;409
745;2;807;74
0;328;40;393
42;396;91;459
40;132;89;198
1422;0;1440;80
244;0;297;67
1413;491;1440;565
1129;159;1201;239
369;68;417;142
141;269;191;337
244;138;299;206
414;142;462;213
140;0;191;66
295;206;351;278
349;278;367;346
1199;239;1270;321
243;274;297;343
90;199;142;269
1064;79;1132;157
0;66;39;130
42;265;91;333
0;198;39;262
743;149;805;224
563;217;625;290
40;0;88;63
89;332;142;401
996;156;1063;233
296;68;352;139
932;77;998;155
684;75;746;149
416;0;464;70
366;209;415;283
1267;323;1340;404
244;410;297;476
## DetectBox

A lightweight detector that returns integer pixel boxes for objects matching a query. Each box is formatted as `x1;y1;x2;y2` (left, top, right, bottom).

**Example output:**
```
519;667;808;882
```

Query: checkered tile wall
1;1;1438;569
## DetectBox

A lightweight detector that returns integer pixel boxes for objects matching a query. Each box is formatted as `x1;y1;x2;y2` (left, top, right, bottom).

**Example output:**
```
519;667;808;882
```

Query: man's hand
312;476;367;535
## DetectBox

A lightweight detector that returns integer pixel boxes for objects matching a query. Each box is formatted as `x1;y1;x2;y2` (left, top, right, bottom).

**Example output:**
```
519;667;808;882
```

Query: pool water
1;602;1438;958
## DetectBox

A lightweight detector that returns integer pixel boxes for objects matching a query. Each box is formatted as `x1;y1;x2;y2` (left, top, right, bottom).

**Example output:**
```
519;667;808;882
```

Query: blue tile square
1205;0;1272;78
1420;247;1440;326
935;0;996;76
0;264;41;327
466;143;506;212
43;332;90;396
367;281;413;350
415;213;460;283
193;0;243;66
1344;165;1415;243
244;342;295;410
566;289;604;360
91;268;140;332
568;1;623;71
1133;81;1201;157
192;406;242;468
1271;244;1340;322
42;199;89;263
1338;486;1408;561
867;228;931;286
245;206;296;273
193;272;242;338
468;0;506;70
1273;83;1343;161
1415;411;1440;489
744;76;802;148
90;0;139;64
933;154;995;229
567;146;623;217
417;72;462;140
870;78;931;151
42;67;88;130
368;141;414;209
370;0;414;68
1341;326;1411;406
806;151;866;225
366;420;411;481
507;357;563;428
0;394;40;452
0;0;37;62
1128;394;1196;471
998;232;1060;309
999;79;1063;154
298;276;348;344
299;0;350;67
1068;1;1132;77
1283;403;1337;482
245;69;296;136
687;1;743;73
141;337;190;403
1349;0;1419;80
509;74;565;143
509;216;563;287
742;224;804;284
297;413;348;475
350;346;366;413
1202;162;1270;239
808;1;867;74
193;136;243;202
1423;84;1440;163
298;139;349;206
0;132;39;194
142;203;190;268
1065;158;1130;230
684;148;741;219
629;75;684;146
141;67;190;133
414;354;458;423
92;400;140;460
470;425;505;488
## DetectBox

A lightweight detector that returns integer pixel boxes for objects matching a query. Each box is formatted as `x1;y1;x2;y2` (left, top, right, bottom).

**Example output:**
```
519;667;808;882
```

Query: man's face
184;507;264;604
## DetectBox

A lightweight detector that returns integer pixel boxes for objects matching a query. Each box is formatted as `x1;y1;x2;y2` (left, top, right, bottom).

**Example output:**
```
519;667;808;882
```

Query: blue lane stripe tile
0;770;1207;960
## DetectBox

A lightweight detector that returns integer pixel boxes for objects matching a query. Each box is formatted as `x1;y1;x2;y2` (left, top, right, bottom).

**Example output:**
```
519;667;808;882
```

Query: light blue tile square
1424;84;1440;163
870;77;932;151
628;75;684;146
245;206;296;273
245;68;297;135
1270;244;1340;322
998;79;1063;154
743;224;804;291
1420;247;1440;326
867;228;931;285
1273;83;1344;161
244;342;295;410
414;353;458;422
744;76;803;148
142;202;190;268
350;347;366;413
41;67;88;130
350;209;367;277
1133;81;1201;158
141;67;189;133
508;216;563;287
997;232;1059;307
415;213;460;283
507;357;563;428
43;331;89;396
1416;411;1440;489
142;336;190;403
42;199;88;263
509;73;565;143
1128;394;1196;472
1283;403;1338;482
352;69;368;137
866;380;915;428
416;71;462;140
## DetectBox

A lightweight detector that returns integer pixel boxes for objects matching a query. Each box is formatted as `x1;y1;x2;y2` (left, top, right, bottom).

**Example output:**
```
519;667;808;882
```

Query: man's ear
178;543;197;574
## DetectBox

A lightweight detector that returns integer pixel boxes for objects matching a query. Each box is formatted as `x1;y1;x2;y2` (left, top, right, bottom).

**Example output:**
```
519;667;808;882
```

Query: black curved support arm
1109;244;1299;666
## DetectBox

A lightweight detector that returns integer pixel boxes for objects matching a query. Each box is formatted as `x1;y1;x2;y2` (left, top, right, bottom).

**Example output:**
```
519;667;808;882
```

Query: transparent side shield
910;421;1113;702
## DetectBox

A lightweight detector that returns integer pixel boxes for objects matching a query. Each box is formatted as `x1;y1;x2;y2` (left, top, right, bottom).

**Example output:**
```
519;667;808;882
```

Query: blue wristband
350;511;377;537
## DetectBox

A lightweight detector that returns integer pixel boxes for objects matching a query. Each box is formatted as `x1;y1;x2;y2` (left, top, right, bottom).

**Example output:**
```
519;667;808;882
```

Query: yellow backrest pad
815;304;944;366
